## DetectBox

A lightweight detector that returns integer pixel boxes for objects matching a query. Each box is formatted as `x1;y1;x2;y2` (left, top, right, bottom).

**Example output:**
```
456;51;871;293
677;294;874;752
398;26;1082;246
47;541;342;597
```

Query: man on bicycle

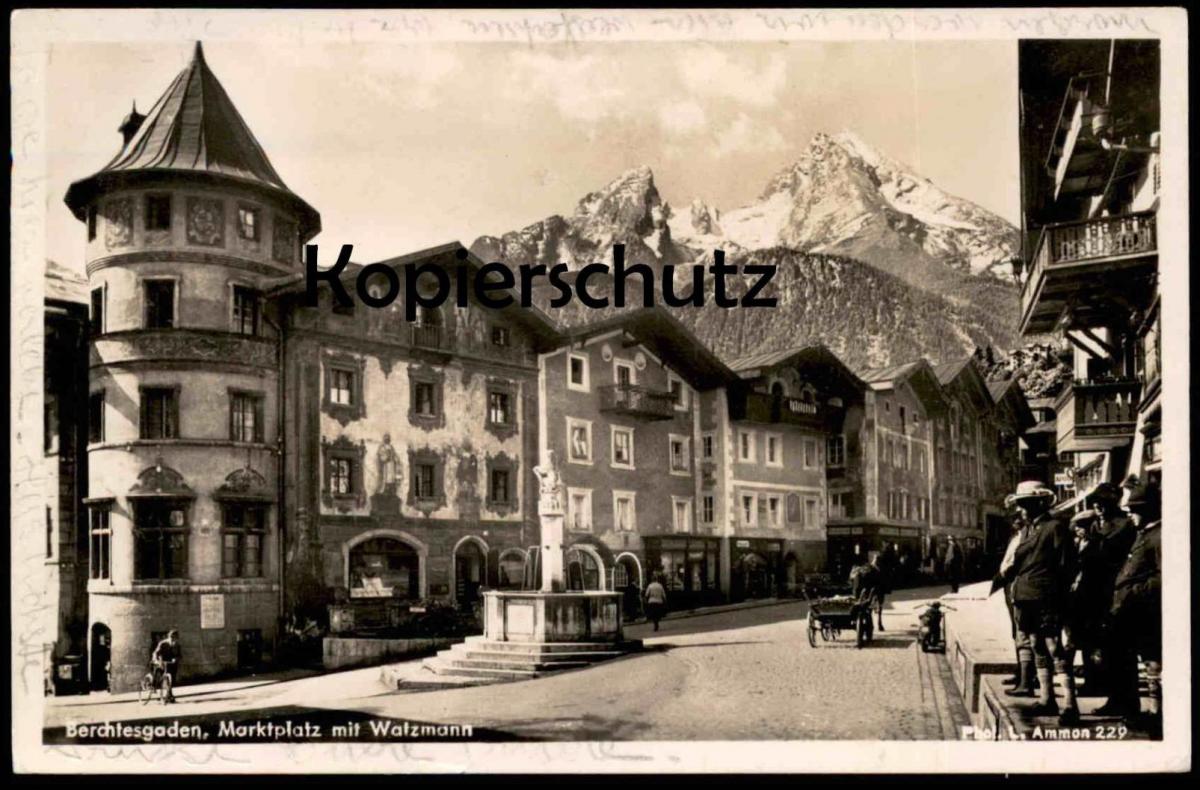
151;630;181;703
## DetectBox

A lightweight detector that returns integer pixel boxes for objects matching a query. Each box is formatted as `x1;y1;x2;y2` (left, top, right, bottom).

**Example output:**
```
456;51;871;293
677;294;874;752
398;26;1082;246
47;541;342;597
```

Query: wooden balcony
410;324;453;359
1019;212;1157;335
1055;377;1141;453
597;383;677;421
731;391;828;430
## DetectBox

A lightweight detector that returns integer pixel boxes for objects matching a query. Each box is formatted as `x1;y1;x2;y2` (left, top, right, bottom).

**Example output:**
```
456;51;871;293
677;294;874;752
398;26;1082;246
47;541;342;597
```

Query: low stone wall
941;582;1018;719
322;636;460;671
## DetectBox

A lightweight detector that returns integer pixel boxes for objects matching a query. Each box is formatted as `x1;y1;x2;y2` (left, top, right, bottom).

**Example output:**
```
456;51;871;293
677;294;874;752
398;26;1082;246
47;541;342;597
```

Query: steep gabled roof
859;358;947;415
729;344;865;399
563;307;737;390
65;42;320;236
989;377;1037;431
935;356;994;414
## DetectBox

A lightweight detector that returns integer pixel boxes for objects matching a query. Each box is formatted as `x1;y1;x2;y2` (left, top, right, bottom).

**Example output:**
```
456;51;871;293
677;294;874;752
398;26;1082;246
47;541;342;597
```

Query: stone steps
422;637;643;681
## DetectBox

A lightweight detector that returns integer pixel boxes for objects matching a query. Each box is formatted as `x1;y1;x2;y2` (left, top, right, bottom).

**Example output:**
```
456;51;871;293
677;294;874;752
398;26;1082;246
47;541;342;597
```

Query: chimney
118;100;146;147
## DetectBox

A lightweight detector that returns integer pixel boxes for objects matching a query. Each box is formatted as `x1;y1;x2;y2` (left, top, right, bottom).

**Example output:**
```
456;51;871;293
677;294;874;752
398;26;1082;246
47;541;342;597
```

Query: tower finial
194;41;205;62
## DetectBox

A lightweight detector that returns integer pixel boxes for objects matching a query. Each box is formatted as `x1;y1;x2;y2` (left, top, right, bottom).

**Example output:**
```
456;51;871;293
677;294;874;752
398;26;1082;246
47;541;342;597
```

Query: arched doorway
347;536;421;599
90;623;111;691
614;552;643;618
496;549;526;590
453;537;488;610
565;545;604;591
736;553;771;599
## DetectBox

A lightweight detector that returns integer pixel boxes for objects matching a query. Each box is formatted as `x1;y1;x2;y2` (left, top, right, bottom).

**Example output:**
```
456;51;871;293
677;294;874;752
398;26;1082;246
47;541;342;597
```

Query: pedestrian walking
644;575;668;632
1095;476;1162;732
849;553;886;631
944;537;963;593
1004;480;1080;726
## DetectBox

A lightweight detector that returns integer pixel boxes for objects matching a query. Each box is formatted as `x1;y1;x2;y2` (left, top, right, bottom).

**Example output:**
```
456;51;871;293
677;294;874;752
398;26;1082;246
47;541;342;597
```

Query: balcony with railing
1019;211;1157;334
732;390;830;430
1054;377;1142;453
409;324;453;357
597;383;677;421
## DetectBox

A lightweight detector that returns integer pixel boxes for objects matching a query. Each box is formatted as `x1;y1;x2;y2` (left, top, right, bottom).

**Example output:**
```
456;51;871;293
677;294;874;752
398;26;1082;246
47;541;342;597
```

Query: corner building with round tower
65;43;321;691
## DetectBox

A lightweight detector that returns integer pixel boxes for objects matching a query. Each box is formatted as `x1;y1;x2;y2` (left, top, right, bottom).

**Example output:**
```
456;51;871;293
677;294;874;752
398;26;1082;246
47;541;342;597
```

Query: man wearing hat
1085;481;1137;697
1004;480;1080;726
1064;508;1106;694
994;500;1032;689
1096;476;1162;729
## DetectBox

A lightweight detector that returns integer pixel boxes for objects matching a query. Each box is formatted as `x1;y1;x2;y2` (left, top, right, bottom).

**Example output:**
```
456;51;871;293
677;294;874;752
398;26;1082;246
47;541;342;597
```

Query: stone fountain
422;451;641;680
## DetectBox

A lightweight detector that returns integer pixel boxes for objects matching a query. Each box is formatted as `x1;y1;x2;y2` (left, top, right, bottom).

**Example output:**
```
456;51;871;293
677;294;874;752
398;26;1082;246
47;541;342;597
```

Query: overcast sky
46;39;1018;271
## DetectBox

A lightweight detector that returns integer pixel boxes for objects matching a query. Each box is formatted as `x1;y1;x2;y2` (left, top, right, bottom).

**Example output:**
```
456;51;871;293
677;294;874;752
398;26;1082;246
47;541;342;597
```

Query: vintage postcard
10;6;1189;774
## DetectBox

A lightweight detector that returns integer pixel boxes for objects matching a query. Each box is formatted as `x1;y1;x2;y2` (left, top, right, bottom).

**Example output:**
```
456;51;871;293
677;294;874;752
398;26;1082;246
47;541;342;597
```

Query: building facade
270;245;559;628
827;361;945;578
719;346;863;596
538;310;730;612
44;263;91;690
64;43;322;691
1016;39;1161;504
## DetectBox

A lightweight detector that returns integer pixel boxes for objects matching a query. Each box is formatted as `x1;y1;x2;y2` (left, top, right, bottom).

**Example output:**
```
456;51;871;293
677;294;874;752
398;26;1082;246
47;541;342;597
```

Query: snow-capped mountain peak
688;131;1019;281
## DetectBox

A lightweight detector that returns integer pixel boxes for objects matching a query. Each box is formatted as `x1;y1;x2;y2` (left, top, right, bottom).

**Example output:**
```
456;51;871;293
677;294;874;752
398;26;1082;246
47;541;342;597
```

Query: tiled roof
726;345;813;372
858;360;922;386
65;43;320;234
987;378;1015;401
933;358;972;385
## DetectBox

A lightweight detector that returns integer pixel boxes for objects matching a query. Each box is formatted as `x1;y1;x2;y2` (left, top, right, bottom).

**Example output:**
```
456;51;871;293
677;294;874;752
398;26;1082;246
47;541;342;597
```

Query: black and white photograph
11;7;1189;774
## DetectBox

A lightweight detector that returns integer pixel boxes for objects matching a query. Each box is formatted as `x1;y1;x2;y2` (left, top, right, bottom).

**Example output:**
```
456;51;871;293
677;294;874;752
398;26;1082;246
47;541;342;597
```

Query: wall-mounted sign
735;540;750;548
200;594;225;630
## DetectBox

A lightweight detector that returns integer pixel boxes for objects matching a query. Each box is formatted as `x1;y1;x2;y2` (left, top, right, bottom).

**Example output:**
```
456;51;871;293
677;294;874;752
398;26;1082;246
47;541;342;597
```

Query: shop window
89;504;112;580
229;390;264;443
349;537;420;599
133;499;189;580
143;279;175;329
221;503;266;578
139;386;179;439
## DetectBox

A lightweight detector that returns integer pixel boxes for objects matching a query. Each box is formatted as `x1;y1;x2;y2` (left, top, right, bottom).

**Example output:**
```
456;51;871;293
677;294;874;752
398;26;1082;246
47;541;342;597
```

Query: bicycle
138;663;173;705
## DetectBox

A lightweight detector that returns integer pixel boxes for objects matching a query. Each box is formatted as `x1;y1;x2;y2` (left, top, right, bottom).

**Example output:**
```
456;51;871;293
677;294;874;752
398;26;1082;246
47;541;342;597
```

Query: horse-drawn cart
806;594;874;648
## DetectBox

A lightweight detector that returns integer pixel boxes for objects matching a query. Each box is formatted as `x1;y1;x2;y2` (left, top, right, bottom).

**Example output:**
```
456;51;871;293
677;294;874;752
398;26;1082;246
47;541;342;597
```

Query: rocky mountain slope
470;131;1024;368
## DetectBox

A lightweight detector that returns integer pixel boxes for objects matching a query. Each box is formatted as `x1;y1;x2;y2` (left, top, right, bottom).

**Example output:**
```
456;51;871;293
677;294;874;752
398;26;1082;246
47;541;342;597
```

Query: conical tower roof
65;42;320;236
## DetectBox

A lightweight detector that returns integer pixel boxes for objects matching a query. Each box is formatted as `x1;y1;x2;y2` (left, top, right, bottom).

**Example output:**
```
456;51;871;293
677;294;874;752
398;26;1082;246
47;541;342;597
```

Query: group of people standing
994;476;1162;732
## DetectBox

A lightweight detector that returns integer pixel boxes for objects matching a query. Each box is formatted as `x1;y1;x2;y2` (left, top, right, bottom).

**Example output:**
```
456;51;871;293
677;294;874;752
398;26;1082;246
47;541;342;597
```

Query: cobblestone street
46;587;971;741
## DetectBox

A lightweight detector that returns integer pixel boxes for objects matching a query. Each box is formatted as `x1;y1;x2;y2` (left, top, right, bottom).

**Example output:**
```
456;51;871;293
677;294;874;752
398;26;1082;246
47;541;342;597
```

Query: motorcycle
918;601;955;653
